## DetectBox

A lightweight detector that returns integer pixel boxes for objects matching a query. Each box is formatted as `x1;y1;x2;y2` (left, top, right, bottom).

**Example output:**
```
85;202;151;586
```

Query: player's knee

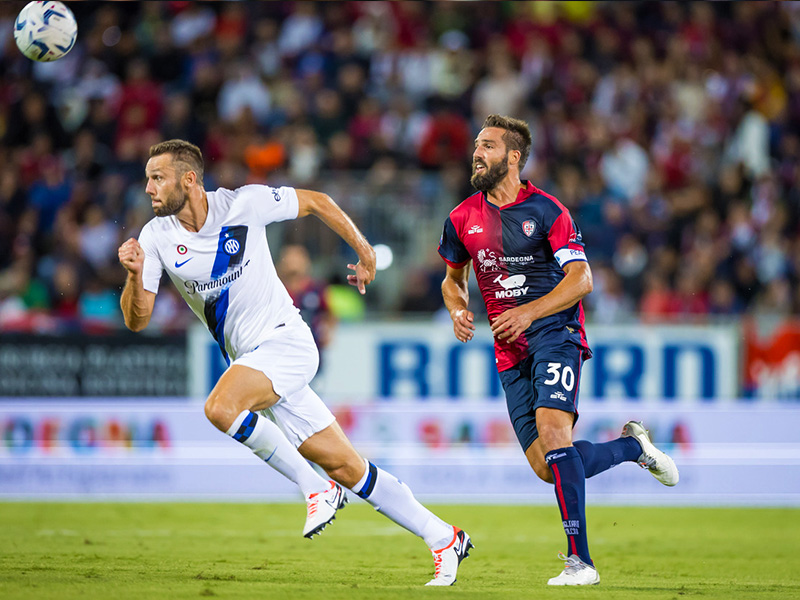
533;463;554;483
204;394;235;432
536;426;572;455
322;456;364;489
528;450;555;483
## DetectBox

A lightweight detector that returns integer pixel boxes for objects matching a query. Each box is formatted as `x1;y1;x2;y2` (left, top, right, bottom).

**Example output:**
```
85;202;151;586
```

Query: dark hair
149;139;205;185
482;114;532;169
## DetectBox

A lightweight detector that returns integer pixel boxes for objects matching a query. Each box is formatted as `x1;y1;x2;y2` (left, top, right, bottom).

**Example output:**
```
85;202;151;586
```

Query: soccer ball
13;1;77;62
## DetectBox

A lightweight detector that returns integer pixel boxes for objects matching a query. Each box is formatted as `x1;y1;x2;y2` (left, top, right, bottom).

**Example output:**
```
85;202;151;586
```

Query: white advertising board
1;399;798;506
189;322;741;402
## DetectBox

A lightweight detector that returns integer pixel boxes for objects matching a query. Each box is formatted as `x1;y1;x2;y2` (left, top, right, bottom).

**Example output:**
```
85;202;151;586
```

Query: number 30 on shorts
543;362;575;391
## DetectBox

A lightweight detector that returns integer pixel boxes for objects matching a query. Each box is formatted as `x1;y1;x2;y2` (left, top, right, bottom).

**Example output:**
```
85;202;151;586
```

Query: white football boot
303;480;347;538
547;553;600;586
621;420;680;486
425;527;473;586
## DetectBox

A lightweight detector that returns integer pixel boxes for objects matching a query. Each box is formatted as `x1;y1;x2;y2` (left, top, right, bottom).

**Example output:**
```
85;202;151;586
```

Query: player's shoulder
527;184;571;218
139;215;172;237
208;185;264;215
137;216;173;255
221;184;295;204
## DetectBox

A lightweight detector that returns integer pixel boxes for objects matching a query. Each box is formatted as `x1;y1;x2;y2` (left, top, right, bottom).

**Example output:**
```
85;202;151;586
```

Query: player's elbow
297;190;333;218
583;271;593;296
121;308;150;332
572;263;593;298
124;318;148;332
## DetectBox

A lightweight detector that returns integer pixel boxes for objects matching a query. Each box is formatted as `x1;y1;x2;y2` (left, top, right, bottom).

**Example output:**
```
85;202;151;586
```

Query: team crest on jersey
223;238;240;255
522;220;536;237
177;244;188;255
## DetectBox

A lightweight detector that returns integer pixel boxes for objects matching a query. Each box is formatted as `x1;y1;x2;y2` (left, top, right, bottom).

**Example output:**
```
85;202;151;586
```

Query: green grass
1;503;798;599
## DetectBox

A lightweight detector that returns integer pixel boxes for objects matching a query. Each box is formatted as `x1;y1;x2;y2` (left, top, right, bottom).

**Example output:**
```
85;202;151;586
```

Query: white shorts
230;318;335;447
261;384;335;448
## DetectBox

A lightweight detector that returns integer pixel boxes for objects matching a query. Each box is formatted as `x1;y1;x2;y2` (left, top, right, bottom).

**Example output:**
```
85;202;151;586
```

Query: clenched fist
118;238;144;275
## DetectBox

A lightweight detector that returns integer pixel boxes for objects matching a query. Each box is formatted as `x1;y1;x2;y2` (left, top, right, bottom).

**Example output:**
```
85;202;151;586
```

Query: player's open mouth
474;164;485;172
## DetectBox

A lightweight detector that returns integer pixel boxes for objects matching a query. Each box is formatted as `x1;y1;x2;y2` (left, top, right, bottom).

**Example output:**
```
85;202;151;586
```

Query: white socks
350;459;453;549
226;410;329;496
226;412;453;549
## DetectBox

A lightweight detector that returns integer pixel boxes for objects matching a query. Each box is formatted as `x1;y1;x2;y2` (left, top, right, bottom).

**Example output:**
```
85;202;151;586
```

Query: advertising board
2;399;797;506
190;322;740;402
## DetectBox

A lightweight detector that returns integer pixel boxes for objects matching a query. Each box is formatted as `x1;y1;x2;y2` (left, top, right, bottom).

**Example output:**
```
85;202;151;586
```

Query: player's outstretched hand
451;308;475;343
491;305;534;344
346;261;374;295
118;238;144;275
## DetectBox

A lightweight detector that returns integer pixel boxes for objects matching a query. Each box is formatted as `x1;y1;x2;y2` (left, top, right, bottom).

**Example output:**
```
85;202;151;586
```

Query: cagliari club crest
522;220;536;237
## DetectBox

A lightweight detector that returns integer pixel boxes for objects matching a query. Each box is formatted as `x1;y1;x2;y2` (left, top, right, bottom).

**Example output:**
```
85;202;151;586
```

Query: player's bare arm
118;237;156;331
296;189;376;295
491;260;593;343
442;263;476;343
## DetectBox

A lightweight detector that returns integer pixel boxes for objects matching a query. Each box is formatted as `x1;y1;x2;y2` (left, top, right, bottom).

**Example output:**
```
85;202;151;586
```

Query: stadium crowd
0;1;799;333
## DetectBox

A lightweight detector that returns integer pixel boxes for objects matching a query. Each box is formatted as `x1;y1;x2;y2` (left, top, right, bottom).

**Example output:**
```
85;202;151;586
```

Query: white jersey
138;184;302;363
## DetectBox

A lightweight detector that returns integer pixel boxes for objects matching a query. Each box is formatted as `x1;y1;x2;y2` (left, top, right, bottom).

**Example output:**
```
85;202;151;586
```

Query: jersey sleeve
545;203;588;268
137;223;163;294
438;217;471;268
248;184;299;225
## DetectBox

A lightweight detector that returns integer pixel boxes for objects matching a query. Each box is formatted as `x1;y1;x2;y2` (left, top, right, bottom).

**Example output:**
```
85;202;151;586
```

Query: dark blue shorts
498;343;587;452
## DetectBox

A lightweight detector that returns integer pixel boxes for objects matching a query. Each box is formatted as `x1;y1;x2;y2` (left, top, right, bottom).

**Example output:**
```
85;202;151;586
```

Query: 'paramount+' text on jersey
438;181;591;371
138;185;302;363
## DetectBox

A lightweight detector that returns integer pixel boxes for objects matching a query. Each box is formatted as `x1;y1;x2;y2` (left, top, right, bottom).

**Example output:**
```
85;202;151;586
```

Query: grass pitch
1;502;798;600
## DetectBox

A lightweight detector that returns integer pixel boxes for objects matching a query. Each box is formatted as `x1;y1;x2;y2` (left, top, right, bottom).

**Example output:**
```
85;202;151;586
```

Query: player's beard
152;185;188;217
471;153;509;193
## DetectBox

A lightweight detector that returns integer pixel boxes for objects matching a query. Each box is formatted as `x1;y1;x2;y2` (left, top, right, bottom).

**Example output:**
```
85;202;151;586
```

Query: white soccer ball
14;1;77;62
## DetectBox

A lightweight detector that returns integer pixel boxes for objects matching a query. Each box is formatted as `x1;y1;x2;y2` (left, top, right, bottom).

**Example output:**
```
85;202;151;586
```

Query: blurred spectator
28;157;72;237
287;125;323;184
417;98;471;170
585;266;635;324
169;3;216;49
0;0;798;331
277;244;336;356
4;91;69;150
277;2;323;59
217;62;271;126
472;52;528;122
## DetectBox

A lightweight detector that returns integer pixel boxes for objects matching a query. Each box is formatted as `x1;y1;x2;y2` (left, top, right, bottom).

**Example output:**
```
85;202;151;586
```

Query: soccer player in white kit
117;140;472;586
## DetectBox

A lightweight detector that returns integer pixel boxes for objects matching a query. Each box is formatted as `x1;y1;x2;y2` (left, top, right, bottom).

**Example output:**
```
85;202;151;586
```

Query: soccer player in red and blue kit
439;115;679;586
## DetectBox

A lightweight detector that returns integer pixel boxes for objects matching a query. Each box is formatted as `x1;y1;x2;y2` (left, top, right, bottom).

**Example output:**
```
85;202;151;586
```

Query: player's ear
182;169;196;188
508;149;521;167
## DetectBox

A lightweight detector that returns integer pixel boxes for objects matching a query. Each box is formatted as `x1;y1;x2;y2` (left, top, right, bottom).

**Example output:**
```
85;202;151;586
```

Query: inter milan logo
522;220;536;237
224;238;240;255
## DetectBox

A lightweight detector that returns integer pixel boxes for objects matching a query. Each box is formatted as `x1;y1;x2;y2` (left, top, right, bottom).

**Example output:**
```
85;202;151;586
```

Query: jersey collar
483;180;536;210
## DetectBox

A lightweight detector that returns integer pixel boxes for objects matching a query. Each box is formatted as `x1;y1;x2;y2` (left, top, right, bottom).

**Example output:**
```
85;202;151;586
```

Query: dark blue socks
545;446;592;566
574;437;642;478
545;437;642;566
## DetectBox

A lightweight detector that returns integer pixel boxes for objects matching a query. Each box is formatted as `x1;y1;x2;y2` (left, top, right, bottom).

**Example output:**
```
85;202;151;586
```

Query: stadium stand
0;1;798;332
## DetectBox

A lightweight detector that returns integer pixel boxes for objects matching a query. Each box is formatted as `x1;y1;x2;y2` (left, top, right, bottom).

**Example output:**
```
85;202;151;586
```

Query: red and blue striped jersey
438;181;590;371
